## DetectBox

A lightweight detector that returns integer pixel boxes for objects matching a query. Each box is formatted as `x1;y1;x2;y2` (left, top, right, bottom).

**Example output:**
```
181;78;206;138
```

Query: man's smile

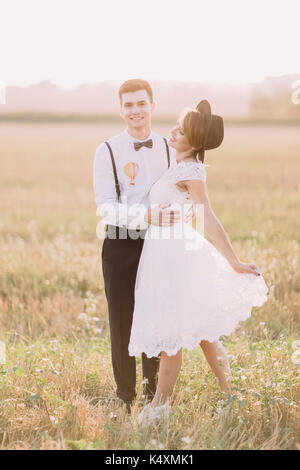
130;116;144;121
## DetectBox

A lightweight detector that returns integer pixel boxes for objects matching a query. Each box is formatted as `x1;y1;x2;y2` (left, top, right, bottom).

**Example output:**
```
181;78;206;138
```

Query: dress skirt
128;222;269;358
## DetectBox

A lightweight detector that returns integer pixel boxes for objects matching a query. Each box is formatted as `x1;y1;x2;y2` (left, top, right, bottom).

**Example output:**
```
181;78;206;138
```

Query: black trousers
101;225;160;405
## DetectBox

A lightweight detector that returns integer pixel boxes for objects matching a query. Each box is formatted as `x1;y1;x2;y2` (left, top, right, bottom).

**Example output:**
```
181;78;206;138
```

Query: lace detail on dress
167;160;207;186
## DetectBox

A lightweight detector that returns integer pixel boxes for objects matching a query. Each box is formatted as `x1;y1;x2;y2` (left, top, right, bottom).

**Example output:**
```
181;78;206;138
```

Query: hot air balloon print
124;162;139;186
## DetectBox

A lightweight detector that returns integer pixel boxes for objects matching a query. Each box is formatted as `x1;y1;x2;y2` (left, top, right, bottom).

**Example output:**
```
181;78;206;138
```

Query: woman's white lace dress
128;160;269;358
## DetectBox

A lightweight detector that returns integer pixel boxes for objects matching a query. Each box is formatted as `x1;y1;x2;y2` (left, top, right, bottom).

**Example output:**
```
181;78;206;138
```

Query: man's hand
144;204;181;226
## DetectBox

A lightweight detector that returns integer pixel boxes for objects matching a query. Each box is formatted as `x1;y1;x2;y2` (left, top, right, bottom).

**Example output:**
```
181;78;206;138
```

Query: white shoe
137;401;171;427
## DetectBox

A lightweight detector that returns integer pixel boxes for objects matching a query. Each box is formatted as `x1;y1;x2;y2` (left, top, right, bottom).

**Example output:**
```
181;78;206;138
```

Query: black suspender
163;137;170;168
105;137;170;201
105;141;121;202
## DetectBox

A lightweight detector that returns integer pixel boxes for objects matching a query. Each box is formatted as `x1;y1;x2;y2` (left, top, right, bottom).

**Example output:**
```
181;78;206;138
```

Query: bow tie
134;139;153;151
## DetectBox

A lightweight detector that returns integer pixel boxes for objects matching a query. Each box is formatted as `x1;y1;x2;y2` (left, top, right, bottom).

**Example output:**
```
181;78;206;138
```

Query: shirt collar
124;128;153;143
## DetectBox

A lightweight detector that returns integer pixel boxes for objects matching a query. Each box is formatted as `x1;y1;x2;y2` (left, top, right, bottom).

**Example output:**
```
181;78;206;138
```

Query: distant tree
250;88;300;120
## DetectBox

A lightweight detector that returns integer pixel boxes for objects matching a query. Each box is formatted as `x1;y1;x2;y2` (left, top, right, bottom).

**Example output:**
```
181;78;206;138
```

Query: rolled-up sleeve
93;143;149;229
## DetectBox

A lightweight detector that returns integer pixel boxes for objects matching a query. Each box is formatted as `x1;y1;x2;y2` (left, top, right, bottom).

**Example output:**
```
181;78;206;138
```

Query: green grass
0;122;299;450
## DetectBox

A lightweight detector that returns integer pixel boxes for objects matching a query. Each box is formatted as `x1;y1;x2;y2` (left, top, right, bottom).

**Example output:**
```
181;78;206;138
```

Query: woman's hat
196;100;224;162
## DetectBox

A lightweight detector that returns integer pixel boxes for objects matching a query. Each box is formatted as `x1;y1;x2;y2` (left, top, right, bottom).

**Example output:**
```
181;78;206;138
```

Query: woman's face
168;121;192;156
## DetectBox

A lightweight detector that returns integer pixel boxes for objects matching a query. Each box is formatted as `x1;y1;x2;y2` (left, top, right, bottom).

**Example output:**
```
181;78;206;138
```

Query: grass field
0;122;299;450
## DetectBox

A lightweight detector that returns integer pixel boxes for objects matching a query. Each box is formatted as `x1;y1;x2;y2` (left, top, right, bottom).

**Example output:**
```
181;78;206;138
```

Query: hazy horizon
1;74;300;119
3;73;300;90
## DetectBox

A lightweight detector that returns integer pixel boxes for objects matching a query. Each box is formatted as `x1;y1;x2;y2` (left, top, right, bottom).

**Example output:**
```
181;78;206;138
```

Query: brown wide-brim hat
196;100;224;162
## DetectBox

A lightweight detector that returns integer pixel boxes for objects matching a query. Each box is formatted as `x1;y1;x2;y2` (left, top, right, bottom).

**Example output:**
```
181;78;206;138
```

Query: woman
128;100;269;425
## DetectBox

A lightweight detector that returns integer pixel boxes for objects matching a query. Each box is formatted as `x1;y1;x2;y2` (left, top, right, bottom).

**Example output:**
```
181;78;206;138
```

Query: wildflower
49;416;58;425
78;313;88;321
182;436;191;445
93;328;102;335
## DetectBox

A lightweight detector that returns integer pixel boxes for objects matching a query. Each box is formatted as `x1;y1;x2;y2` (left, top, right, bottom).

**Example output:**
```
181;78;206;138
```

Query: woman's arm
184;179;261;276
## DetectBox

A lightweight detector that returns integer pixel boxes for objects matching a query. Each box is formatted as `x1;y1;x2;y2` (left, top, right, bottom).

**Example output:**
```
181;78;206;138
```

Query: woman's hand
231;261;261;277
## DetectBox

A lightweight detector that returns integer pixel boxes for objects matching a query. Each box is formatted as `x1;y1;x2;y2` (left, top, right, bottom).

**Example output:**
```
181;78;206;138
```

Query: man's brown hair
118;79;153;104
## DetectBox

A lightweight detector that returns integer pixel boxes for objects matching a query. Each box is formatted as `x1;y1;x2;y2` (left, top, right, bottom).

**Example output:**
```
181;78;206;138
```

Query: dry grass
0;122;299;450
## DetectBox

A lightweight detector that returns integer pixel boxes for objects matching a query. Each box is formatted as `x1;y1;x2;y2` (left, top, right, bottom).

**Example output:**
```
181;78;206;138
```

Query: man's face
120;89;155;131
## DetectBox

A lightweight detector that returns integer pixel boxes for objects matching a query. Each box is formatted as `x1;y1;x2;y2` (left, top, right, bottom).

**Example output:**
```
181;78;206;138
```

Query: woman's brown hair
181;100;213;163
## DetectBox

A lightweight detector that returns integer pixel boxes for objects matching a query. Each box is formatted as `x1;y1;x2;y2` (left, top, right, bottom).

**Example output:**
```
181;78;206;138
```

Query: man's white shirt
93;129;176;230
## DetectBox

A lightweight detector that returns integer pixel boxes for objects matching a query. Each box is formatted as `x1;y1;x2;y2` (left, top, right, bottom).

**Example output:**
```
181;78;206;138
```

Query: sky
1;0;300;88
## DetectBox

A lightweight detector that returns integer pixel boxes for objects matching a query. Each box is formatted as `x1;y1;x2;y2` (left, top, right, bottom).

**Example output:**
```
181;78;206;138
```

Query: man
93;78;181;415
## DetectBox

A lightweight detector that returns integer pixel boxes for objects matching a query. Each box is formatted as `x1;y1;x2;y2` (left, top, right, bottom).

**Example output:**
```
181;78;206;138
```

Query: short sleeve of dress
172;161;207;184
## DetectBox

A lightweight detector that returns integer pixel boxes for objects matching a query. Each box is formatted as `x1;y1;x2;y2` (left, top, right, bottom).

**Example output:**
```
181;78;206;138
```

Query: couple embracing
93;79;268;426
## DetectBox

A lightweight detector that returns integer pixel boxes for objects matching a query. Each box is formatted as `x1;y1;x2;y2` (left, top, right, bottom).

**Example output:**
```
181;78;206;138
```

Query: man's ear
151;101;156;113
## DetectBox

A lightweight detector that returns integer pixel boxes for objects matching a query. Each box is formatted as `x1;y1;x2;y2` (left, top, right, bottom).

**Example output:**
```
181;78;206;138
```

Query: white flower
182;436;191;445
93;328;102;334
90;303;97;312
78;313;88;321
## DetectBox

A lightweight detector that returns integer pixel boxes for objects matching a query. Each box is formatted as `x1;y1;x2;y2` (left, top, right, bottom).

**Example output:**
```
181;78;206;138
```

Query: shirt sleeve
93;143;149;229
173;162;207;184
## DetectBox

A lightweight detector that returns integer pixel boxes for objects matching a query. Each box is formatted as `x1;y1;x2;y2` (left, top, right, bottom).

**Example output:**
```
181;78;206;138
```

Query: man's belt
105;224;147;240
